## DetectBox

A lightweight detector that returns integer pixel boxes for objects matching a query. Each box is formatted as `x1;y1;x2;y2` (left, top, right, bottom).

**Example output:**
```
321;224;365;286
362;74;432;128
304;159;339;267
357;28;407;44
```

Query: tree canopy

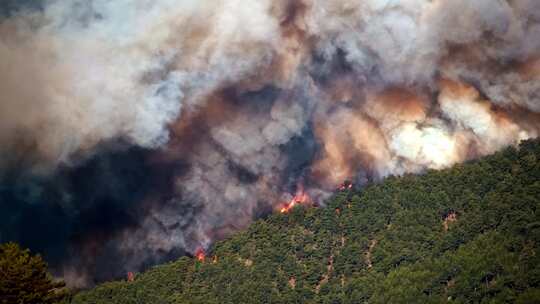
63;139;540;303
0;242;66;304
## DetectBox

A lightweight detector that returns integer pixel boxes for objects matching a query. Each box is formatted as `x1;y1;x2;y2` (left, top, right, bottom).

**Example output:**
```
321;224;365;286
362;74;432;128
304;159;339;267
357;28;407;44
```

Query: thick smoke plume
1;0;539;286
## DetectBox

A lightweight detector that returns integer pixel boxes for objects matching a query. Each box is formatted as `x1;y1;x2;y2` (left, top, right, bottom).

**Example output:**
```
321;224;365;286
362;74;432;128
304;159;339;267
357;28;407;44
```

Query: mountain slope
71;140;540;304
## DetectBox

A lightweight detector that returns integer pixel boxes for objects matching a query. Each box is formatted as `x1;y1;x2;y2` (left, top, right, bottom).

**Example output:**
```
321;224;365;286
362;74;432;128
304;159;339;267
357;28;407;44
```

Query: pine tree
0;242;67;304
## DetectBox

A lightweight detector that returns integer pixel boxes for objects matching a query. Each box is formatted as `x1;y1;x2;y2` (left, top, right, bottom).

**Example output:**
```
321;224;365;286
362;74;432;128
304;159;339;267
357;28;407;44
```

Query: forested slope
72;139;540;304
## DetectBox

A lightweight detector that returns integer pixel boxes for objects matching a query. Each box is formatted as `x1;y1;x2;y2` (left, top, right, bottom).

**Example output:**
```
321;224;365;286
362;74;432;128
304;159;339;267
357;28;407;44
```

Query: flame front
279;191;311;214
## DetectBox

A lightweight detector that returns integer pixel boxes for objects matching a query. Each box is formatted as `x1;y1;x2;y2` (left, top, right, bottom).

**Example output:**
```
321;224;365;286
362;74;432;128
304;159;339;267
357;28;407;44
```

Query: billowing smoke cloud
1;0;539;286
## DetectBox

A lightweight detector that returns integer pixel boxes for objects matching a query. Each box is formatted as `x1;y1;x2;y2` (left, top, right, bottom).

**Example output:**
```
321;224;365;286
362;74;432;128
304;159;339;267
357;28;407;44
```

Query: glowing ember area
195;248;206;262
280;192;311;214
338;181;353;191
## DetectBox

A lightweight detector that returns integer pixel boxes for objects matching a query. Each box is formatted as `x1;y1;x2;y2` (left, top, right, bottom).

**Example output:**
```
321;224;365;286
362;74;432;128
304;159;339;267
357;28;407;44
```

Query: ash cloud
1;0;539;286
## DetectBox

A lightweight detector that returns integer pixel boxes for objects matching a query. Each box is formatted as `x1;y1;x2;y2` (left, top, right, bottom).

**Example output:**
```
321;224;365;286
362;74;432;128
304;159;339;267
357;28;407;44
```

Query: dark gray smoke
1;0;539;286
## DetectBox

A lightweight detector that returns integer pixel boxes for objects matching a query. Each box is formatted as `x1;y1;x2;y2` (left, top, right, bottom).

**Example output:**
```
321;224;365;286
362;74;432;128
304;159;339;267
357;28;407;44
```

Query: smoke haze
1;0;539;286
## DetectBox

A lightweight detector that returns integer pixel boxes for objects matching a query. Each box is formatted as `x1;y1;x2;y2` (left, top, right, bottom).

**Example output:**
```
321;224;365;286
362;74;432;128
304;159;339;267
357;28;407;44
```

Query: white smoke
0;0;279;165
2;0;538;166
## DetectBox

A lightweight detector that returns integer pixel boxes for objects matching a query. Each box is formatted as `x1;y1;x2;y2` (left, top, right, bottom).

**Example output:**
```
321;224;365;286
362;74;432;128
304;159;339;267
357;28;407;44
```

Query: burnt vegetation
63;139;540;302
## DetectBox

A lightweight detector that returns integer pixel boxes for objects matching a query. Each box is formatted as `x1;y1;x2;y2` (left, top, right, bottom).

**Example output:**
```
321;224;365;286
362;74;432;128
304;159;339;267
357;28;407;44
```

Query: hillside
71;140;540;304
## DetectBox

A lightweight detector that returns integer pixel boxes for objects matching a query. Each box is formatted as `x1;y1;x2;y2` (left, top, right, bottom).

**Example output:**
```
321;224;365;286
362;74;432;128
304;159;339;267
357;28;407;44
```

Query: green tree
0;242;67;304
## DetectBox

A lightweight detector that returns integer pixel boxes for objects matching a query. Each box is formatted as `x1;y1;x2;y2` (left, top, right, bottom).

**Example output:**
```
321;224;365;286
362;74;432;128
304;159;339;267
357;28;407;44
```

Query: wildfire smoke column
0;0;539;286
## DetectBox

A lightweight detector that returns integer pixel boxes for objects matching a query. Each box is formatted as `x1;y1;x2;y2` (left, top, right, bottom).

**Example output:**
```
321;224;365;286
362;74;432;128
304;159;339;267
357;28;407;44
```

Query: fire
195;248;206;262
280;191;311;214
338;180;353;191
127;272;135;282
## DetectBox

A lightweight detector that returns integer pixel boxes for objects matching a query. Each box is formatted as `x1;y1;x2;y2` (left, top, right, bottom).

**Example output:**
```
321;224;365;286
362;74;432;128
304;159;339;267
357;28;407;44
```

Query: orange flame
127;272;135;282
195;248;206;262
279;191;311;214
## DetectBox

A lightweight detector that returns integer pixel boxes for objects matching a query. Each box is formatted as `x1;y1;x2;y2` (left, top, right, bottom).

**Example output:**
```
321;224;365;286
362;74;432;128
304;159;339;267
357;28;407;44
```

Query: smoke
1;0;539;286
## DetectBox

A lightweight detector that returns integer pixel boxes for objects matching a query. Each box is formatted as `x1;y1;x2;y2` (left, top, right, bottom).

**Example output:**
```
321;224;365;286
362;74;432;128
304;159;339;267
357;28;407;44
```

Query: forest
4;139;540;303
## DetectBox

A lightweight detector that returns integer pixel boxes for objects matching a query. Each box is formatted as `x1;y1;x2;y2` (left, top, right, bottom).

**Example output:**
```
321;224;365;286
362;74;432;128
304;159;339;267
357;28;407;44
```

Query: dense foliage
0;242;66;304
72;140;540;303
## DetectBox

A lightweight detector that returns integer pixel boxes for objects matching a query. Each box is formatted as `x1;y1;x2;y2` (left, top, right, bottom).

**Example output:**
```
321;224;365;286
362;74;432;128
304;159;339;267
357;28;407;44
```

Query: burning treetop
195;248;206;262
279;191;312;214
